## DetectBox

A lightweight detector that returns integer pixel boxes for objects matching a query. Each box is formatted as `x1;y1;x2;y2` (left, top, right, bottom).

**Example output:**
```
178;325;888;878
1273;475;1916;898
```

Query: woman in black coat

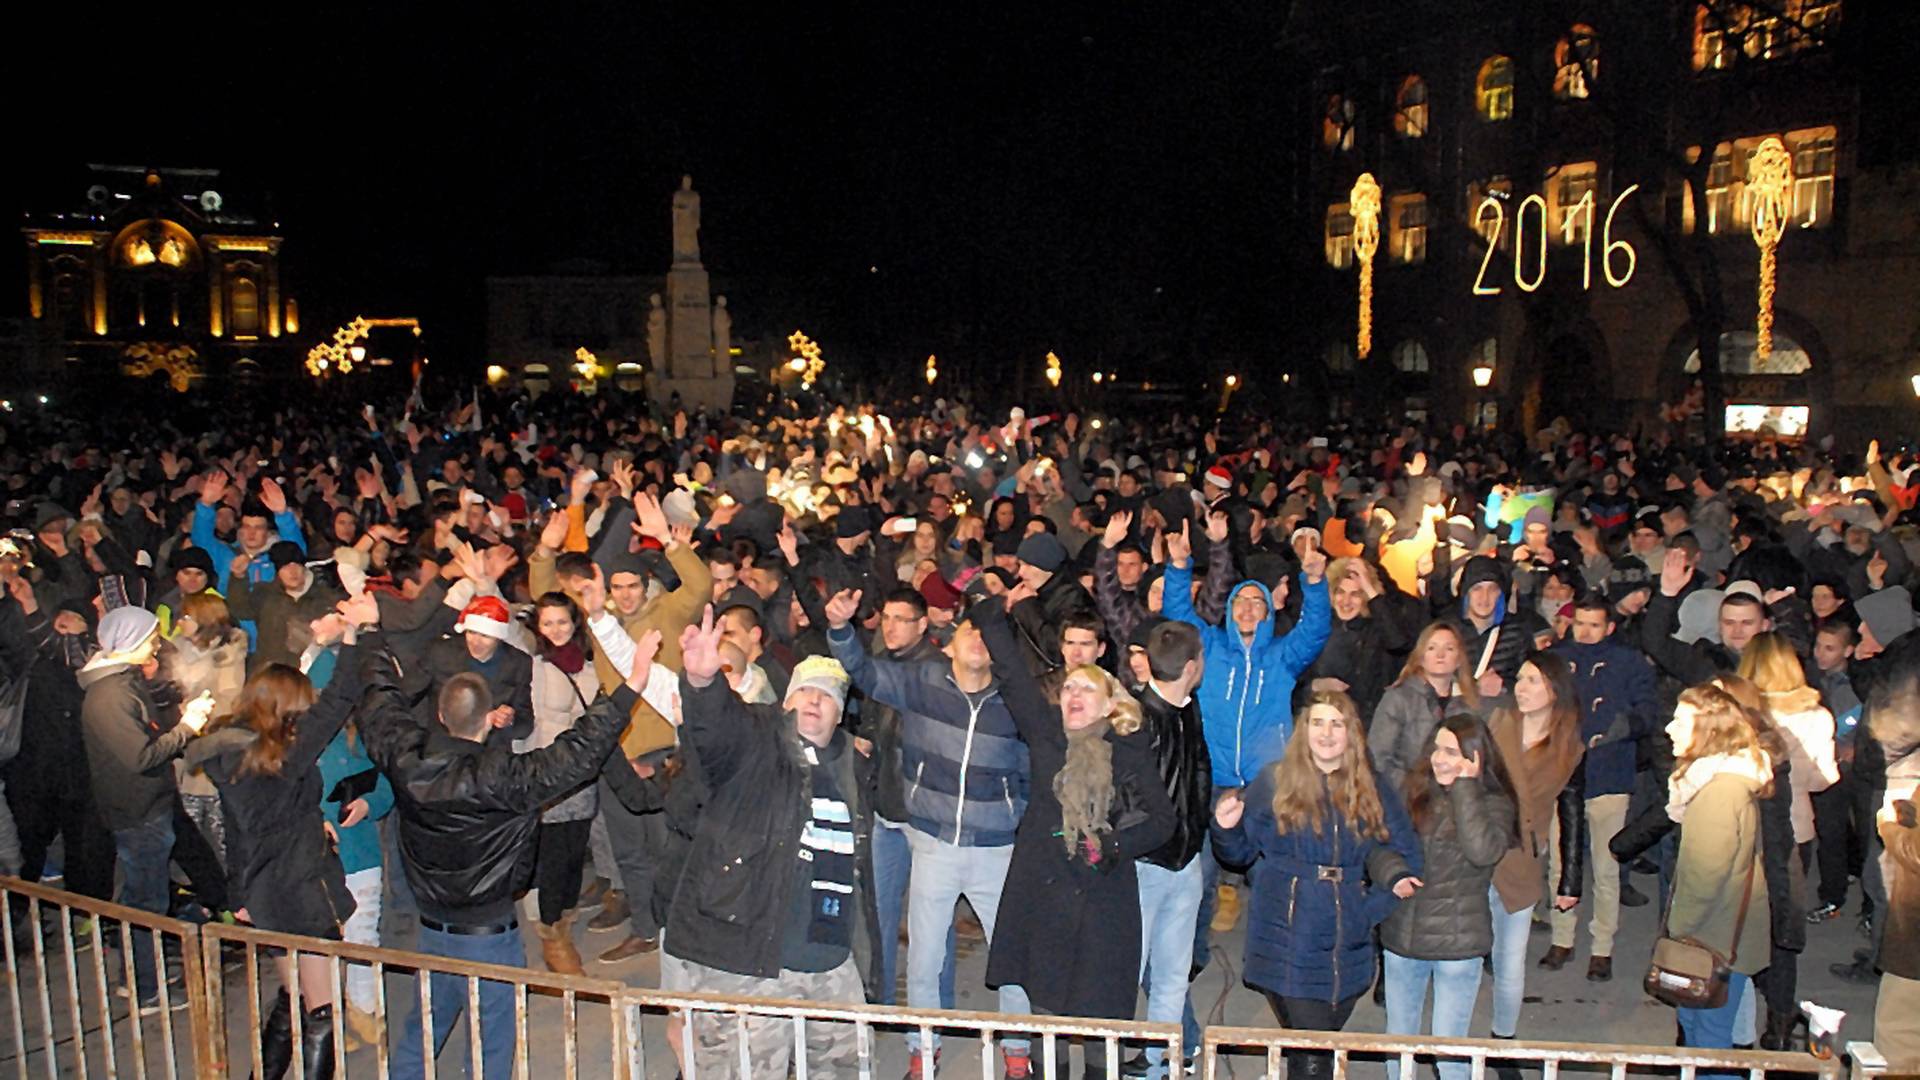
186;604;375;1080
975;591;1174;1077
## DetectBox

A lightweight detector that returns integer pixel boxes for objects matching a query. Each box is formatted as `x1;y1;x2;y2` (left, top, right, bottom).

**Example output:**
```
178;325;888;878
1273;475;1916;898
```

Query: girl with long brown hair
1371;620;1481;792
166;591;250;877
186;594;380;1080
1213;691;1421;1080
519;592;601;973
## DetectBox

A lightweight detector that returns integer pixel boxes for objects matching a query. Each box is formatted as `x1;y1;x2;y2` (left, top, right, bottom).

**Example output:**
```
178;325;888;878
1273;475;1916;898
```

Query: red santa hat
1205;464;1234;491
453;596;516;643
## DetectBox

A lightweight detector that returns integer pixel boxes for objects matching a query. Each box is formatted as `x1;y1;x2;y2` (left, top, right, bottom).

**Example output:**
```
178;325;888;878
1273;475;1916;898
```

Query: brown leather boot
597;933;658;963
538;917;584;975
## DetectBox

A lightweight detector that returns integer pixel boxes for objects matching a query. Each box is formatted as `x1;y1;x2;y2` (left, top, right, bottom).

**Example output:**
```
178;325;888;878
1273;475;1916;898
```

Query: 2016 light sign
1472;184;1640;295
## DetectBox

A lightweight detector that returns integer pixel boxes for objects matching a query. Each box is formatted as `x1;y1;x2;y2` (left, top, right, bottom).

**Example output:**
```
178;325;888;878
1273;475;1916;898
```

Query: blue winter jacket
1212;765;1422;1004
192;501;306;649
1553;637;1658;798
1164;567;1332;787
829;624;1030;847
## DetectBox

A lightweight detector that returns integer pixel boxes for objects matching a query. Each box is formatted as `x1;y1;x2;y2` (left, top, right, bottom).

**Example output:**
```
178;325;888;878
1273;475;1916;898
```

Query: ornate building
20;165;298;389
1291;1;1917;439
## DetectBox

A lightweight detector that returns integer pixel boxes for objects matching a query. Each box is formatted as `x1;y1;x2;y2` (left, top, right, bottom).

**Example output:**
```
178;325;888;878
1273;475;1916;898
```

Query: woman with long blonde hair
1737;632;1839;851
1371;620;1480;791
978;591;1176;1075
1214;691;1422;1080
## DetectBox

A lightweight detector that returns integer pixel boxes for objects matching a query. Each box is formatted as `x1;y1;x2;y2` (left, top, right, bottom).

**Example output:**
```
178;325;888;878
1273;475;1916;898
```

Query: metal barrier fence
1203;1027;1845;1080
0;876;212;1080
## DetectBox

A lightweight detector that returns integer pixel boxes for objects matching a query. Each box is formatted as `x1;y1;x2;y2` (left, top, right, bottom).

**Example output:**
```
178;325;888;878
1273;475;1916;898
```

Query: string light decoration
573;347;604;384
122;342;201;392
1045;351;1063;388
925;355;939;385
1748;136;1793;361
787;330;825;387
1350;173;1382;359
305;317;372;377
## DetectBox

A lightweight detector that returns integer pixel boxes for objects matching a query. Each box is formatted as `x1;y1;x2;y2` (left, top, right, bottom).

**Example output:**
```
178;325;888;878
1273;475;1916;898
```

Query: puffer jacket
357;641;629;925
1213;766;1421;1004
1369;677;1475;795
1165;565;1332;787
1137;683;1212;871
665;676;882;1000
1296;590;1419;722
829;624;1029;847
1380;776;1516;961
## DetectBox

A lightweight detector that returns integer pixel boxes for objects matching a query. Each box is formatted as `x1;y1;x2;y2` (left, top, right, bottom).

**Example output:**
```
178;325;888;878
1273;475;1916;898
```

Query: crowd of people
0;383;1915;1080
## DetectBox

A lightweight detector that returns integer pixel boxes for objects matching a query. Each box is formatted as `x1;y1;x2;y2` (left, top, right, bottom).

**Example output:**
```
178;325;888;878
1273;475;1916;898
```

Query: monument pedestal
649;372;736;410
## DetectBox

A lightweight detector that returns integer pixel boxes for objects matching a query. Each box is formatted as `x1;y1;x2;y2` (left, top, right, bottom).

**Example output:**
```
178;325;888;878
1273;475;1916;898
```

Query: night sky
11;4;1306;386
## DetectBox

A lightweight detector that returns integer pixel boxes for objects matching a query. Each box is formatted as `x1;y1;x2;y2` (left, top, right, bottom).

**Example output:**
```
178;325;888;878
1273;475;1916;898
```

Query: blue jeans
904;829;1030;1055
872;821;957;1008
1678;971;1751;1066
390;924;525;1080
1487;885;1531;1038
112;812;175;997
1137;855;1204;1072
1383;952;1484;1080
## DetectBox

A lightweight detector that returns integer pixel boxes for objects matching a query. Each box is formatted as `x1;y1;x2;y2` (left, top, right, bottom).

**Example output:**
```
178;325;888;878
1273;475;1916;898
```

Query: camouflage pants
683;957;865;1080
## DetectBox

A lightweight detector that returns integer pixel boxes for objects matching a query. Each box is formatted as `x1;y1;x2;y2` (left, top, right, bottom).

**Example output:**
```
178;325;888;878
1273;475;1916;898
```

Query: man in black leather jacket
357;636;633;1080
1128;620;1211;1079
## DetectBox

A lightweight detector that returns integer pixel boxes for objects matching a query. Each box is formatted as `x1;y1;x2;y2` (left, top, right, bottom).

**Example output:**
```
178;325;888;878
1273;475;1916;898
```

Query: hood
1227;579;1277;652
76;655;137;691
1458;555;1509;627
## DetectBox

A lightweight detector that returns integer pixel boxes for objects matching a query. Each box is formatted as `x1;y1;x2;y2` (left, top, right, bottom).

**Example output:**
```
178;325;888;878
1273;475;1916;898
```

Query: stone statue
646;293;667;368
711;296;732;371
671;175;701;264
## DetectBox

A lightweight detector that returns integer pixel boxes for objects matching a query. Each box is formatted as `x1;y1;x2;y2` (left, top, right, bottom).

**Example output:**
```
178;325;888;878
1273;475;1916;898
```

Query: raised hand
538;508;570;553
824;588;862;629
632;492;672;545
630;627;665;685
258;477;288;516
610;457;637;499
1658;547;1692;598
200;469;230;506
1300;544;1328;584
6;575;37;615
482;543;519;583
569;468;596;507
1165;519;1194;567
576;564;608;617
1206;509;1230;544
337;591;380;627
680;605;724;685
1407;451;1427;478
777;521;800;565
1101;509;1133;550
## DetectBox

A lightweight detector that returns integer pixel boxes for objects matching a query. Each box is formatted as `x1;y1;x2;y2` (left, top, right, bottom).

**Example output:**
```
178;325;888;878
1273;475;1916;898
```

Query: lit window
1467;177;1512;249
1680;143;1738;234
1554;25;1599;100
1472;337;1499;370
1394;76;1428;138
1392;340;1431;374
230;278;260;337
1324;340;1357;373
1404;396;1430;424
1325;203;1355;269
1323;95;1356;151
1389;193;1428;265
1684;331;1811;375
1476;56;1515;121
1725;404;1809;437
1693;2;1839;71
1693;7;1734;71
1786;125;1837;228
1547;161;1599;245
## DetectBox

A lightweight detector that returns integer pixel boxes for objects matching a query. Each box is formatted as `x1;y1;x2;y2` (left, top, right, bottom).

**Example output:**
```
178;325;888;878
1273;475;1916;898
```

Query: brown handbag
1644;837;1758;1010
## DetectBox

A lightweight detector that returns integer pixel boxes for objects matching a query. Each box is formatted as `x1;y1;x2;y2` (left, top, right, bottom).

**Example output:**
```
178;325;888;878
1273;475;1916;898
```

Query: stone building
1292;0;1916;439
19;165;299;389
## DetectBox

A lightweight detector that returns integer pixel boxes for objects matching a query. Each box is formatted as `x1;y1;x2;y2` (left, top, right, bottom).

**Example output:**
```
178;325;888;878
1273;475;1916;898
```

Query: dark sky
13;4;1305;384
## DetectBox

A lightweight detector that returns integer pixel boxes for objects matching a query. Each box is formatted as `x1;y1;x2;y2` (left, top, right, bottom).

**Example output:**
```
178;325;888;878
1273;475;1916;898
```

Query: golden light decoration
574;347;604;383
305;316;372;377
787;330;825;387
925;354;939;385
1349;172;1382;359
1747;136;1793;361
122;342;201;392
1045;351;1063;388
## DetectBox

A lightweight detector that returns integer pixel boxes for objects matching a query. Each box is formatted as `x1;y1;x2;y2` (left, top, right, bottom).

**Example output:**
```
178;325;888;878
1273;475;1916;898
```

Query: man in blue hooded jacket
1163;527;1331;788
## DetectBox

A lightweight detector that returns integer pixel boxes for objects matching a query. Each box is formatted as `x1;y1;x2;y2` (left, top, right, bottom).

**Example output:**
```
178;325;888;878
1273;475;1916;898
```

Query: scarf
1667;748;1774;824
1053;719;1115;861
544;640;587;675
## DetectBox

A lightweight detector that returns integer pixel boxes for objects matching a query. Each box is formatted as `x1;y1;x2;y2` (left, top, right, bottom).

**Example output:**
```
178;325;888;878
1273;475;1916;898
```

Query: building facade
19;165;299;390
1293;0;1916;439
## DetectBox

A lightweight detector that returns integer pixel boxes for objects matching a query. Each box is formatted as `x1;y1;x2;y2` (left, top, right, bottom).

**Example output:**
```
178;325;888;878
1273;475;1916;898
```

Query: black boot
1759;1009;1797;1052
251;992;293;1080
300;1004;336;1080
1491;1034;1523;1080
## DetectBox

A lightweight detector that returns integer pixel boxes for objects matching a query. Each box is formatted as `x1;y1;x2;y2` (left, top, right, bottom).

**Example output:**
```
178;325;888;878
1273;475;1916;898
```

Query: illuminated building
19;165;300;387
1294;1;1916;438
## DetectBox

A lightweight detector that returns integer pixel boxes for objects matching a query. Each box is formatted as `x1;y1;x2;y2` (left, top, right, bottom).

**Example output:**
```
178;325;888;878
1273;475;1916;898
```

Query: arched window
229;278;260;337
1393;76;1428;138
1554;24;1599;99
1476;56;1515;121
1324;203;1355;269
1322;94;1356;151
1392;340;1431;374
1684;331;1811;375
1324;340;1357;373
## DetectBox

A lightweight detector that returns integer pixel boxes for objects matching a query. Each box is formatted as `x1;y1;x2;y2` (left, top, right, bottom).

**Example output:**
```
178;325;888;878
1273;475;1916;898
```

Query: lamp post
1218;373;1241;413
1045;351;1062;389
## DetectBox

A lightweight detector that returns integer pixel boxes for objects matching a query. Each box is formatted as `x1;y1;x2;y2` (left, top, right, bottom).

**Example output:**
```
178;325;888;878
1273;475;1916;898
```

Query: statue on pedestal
671;175;701;264
711;296;731;374
646;293;667;370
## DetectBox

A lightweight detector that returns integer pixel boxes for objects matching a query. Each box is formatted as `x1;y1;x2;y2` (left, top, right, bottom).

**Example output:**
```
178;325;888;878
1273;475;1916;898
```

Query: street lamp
1911;373;1920;398
1045;351;1062;388
1091;371;1103;385
1472;362;1494;388
348;344;367;365
925;355;938;386
1472;361;1496;429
